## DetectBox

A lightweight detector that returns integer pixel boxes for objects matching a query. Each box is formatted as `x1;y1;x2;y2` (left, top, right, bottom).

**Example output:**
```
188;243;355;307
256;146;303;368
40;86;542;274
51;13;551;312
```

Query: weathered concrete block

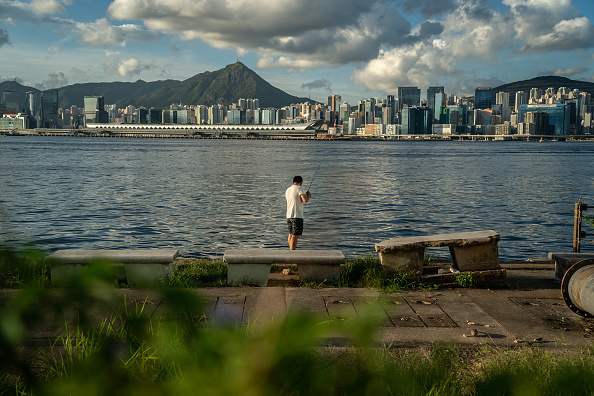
227;263;272;286
45;249;178;286
124;263;174;287
298;264;341;282
378;248;424;273
549;253;594;282
376;230;501;274
224;249;345;286
449;242;500;271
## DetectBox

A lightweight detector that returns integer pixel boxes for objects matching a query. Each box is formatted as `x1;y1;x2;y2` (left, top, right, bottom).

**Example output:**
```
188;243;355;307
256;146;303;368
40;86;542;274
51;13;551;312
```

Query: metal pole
573;199;588;253
561;258;594;318
574;201;582;253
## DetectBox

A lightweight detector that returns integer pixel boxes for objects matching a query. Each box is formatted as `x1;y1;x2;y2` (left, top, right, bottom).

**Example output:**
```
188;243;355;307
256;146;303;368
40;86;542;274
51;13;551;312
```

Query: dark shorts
287;218;304;236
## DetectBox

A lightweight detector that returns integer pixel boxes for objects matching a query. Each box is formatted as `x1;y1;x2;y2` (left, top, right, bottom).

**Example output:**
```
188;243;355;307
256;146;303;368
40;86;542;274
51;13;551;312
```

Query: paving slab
4;268;594;352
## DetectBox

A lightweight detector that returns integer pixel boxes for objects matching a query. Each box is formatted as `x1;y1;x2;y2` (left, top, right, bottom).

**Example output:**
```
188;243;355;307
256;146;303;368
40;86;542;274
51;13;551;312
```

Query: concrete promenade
5;266;593;352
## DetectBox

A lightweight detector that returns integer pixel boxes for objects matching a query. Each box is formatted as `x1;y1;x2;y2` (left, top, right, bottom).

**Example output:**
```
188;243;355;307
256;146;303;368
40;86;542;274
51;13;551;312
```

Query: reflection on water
1;136;594;260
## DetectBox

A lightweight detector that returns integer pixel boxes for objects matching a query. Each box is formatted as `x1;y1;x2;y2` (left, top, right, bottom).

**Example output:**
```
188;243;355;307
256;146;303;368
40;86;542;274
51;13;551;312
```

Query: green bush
456;272;477;288
337;254;419;292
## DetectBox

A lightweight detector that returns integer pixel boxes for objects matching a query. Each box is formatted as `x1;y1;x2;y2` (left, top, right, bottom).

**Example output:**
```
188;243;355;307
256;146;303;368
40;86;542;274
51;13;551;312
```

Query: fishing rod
307;160;323;193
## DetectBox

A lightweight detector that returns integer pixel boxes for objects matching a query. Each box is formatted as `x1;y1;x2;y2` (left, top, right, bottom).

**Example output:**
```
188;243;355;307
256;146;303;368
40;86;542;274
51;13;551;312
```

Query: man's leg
288;234;299;250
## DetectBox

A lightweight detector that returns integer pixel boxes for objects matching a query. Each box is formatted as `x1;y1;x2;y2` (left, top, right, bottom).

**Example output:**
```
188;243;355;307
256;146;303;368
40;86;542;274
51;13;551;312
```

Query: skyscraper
474;87;492;109
427;86;444;123
328;95;341;112
26;91;39;116
41;89;58;128
398;87;421;111
84;96;108;125
1;91;19;112
495;92;510;108
515;91;529;112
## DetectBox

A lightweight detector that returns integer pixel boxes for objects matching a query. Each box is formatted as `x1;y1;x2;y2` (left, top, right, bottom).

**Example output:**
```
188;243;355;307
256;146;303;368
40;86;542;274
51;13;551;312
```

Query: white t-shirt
286;184;307;219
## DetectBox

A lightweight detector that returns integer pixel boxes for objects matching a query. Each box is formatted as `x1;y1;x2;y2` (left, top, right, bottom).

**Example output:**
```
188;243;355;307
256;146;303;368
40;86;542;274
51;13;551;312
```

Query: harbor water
1;136;593;261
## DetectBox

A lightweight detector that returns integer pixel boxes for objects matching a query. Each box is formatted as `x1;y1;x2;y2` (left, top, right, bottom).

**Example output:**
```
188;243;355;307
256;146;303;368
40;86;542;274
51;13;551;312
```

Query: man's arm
300;191;311;203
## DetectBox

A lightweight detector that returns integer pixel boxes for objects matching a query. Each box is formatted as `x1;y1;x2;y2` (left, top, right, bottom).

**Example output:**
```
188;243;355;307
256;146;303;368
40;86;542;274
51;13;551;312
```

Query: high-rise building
25;91;39;117
228;109;247;124
496;92;510;108
515;91;529;112
40;89;58;128
401;107;431;135
328;95;341;112
517;103;570;135
84;96;108;125
427;86;444;122
474;87;492;109
1;90;19;112
397;87;420;111
530;88;542;101
434;93;447;123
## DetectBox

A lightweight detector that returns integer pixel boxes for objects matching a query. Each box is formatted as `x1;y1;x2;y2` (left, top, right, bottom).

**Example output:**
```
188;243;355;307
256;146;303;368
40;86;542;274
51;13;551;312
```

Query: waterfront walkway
4;266;593;352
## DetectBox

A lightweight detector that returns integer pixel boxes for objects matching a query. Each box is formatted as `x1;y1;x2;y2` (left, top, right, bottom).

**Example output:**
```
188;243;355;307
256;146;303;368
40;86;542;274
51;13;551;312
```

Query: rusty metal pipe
561;258;594;318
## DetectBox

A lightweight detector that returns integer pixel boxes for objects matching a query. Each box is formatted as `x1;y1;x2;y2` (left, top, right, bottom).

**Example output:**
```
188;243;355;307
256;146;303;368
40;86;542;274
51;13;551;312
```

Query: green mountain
491;76;594;107
0;80;40;112
126;62;312;109
58;79;179;109
1;62;313;111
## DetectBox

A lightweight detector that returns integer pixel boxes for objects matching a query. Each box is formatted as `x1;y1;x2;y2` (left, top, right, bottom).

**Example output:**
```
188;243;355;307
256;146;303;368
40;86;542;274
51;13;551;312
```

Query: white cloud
30;0;66;14
104;57;158;77
0;0;73;24
351;0;513;93
554;67;589;76
42;70;68;88
74;18;163;46
519;17;594;52
107;0;443;67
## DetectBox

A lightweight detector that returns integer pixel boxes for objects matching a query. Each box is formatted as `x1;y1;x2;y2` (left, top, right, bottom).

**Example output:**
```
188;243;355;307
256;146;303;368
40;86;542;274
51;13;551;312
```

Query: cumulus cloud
42;71;68;89
401;0;456;17
554;67;589;76
74;18;163;46
519;17;594;52
30;0;67;14
301;79;332;92
351;0;513;92
0;28;11;47
0;1;74;25
107;0;443;67
104;57;158;77
70;67;90;82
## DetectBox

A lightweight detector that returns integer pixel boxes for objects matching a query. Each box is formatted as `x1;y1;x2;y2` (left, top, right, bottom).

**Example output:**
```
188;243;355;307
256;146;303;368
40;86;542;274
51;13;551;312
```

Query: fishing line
307;159;324;192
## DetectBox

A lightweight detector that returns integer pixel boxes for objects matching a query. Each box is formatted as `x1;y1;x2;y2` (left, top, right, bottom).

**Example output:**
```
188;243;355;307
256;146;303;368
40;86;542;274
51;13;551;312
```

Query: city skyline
1;0;593;104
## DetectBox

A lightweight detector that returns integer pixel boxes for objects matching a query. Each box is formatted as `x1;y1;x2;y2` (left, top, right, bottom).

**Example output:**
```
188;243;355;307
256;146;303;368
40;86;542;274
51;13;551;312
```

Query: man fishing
286;175;311;250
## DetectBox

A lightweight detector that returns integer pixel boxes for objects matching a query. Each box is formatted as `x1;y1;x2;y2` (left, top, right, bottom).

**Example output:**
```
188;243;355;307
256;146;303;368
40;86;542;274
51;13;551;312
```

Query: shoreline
2;129;593;141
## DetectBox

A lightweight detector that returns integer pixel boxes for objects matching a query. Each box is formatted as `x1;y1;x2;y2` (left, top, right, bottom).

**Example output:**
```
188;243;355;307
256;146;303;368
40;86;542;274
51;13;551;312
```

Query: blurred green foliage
2;248;594;395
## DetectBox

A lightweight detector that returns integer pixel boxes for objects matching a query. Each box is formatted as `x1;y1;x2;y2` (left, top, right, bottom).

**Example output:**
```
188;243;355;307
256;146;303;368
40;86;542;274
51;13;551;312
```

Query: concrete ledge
549;252;594;282
46;249;178;286
376;230;501;273
224;249;346;285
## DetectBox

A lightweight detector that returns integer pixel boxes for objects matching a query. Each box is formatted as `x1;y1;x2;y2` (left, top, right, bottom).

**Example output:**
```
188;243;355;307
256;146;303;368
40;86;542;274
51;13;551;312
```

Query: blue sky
1;0;593;104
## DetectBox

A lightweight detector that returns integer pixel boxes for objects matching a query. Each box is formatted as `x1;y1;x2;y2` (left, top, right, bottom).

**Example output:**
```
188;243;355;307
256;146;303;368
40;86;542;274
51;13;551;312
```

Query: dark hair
293;176;303;184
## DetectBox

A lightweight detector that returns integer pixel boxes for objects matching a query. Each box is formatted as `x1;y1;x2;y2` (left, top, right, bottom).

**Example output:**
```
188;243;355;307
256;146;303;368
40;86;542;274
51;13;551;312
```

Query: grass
2;248;594;395
161;259;227;288
1;249;426;292
0;247;51;288
336;254;420;292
